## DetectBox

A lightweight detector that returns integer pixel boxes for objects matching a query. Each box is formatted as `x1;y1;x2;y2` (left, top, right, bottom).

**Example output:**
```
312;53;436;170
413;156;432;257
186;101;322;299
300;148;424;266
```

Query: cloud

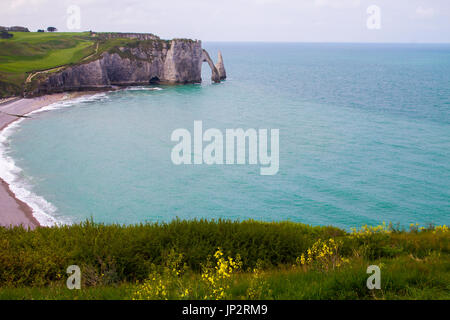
1;0;449;42
251;0;280;4
415;6;436;19
314;0;360;9
8;0;48;10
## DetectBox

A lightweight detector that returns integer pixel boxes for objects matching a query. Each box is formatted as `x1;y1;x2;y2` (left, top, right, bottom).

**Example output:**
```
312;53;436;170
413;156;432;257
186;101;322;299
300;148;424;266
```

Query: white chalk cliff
29;36;226;96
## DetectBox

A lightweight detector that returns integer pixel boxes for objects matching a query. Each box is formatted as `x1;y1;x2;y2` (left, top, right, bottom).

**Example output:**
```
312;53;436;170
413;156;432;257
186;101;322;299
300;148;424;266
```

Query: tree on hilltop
47;27;57;32
0;31;13;39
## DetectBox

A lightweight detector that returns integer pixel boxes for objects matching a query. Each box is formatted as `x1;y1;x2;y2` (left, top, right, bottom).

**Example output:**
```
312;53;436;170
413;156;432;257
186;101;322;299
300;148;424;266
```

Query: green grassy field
0;32;95;69
0;32;96;97
0;220;448;300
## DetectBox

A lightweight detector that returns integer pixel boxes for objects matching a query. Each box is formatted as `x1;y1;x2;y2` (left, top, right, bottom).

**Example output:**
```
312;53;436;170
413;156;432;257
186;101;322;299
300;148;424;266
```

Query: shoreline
0;92;96;229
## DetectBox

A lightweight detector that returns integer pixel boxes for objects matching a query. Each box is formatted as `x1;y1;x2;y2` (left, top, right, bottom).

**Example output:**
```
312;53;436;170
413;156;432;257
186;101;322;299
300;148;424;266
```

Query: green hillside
0;32;98;97
0;32;153;98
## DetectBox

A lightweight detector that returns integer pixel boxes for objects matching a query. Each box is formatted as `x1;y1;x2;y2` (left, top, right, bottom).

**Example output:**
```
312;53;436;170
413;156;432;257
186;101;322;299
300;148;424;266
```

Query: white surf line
0;92;110;226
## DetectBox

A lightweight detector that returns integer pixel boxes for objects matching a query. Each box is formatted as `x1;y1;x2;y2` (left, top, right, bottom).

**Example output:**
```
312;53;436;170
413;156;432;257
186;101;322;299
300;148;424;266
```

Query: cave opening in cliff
149;76;160;84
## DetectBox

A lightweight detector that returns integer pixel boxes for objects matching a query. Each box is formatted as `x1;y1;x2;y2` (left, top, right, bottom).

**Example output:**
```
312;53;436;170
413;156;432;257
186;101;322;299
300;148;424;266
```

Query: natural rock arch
202;49;221;83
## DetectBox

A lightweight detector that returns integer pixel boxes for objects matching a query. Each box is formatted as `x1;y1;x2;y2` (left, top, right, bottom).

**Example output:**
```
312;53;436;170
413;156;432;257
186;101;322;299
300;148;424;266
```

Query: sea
1;42;449;229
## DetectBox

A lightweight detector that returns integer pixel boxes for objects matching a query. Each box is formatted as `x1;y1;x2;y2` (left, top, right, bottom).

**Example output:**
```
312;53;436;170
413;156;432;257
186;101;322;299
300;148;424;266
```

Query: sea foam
123;86;163;91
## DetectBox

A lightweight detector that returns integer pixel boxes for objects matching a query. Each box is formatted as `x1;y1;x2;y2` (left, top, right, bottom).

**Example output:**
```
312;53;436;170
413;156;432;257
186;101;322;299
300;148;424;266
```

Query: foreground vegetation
0;220;448;299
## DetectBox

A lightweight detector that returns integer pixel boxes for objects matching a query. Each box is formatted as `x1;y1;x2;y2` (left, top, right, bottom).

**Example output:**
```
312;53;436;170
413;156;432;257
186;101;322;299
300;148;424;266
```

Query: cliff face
163;40;203;83
30;39;225;96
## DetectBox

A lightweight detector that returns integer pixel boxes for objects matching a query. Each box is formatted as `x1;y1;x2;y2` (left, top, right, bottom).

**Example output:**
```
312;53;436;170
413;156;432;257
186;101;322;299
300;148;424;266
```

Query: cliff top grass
0;32;96;97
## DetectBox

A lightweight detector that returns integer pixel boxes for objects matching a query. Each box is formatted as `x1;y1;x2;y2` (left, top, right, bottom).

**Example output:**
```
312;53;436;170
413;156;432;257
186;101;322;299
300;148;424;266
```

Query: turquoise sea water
3;43;450;229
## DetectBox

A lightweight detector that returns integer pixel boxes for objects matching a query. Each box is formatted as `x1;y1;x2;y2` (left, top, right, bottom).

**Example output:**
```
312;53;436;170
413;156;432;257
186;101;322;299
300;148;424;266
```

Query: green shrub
0;220;448;288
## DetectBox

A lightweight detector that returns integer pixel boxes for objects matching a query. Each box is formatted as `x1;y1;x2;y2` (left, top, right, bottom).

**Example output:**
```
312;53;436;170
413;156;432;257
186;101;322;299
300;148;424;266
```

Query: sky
1;0;450;42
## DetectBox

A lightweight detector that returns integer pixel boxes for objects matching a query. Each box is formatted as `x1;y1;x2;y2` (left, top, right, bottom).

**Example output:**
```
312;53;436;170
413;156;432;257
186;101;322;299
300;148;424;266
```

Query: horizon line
8;31;450;44
201;40;450;44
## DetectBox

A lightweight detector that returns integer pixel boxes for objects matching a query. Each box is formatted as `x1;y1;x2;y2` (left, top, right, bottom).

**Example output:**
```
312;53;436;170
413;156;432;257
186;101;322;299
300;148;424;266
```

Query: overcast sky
2;0;450;42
